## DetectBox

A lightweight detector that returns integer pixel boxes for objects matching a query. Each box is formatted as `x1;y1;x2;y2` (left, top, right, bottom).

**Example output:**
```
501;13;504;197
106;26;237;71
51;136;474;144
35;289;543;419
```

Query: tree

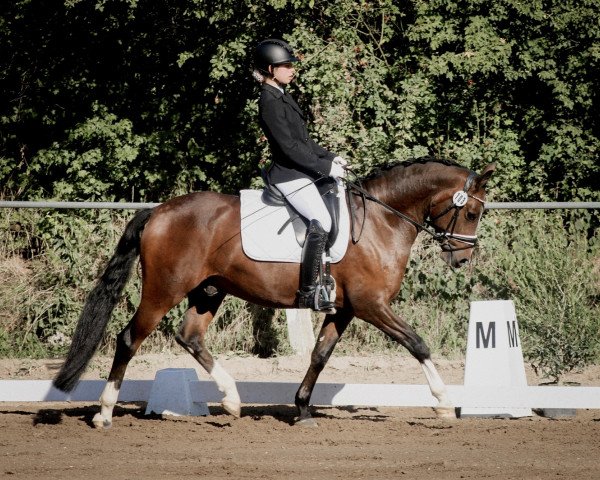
1;0;598;203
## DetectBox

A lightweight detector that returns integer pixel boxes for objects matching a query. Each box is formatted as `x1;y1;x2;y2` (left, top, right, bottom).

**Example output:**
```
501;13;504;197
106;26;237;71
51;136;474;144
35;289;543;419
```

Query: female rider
253;38;347;312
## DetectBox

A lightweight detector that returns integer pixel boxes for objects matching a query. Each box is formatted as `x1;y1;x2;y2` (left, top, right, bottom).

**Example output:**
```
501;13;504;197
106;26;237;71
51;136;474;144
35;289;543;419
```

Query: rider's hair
252;69;266;83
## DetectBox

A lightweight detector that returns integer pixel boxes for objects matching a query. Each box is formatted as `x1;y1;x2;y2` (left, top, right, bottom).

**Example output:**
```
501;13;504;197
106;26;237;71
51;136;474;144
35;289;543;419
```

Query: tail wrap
53;208;153;392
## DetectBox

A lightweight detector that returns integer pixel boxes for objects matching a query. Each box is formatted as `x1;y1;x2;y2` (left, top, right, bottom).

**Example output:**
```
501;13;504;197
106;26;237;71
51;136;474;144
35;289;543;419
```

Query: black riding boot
297;220;335;312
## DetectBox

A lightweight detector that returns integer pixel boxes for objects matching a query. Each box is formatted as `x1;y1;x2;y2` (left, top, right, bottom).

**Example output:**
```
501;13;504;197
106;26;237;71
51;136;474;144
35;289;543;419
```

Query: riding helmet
254;39;299;74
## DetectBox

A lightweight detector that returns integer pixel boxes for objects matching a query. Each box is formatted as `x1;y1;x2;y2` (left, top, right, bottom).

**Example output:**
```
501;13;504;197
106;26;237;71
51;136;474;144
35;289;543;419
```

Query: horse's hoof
222;399;241;418
294;416;318;427
92;413;112;429
434;406;457;419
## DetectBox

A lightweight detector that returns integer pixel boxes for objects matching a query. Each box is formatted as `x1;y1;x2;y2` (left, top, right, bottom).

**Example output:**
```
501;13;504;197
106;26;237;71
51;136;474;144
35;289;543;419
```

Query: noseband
346;171;485;252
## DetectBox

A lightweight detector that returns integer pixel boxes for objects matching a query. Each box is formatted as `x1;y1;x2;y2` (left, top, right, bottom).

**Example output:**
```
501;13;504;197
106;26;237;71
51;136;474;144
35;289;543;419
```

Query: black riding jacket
258;83;335;185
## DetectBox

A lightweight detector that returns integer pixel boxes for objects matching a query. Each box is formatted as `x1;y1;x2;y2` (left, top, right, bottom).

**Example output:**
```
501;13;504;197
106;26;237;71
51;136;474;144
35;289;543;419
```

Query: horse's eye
466;211;478;221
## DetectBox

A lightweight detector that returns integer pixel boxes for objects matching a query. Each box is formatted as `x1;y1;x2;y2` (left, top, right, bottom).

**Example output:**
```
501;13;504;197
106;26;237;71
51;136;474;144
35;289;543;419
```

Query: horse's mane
362;156;464;182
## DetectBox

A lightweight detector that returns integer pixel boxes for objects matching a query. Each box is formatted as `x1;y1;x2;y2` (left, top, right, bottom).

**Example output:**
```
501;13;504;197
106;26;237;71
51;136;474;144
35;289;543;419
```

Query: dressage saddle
260;173;342;249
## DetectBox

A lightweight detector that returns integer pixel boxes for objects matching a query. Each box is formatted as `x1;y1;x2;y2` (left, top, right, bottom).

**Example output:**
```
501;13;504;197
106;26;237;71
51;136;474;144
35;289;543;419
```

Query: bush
483;211;600;382
0;208;295;358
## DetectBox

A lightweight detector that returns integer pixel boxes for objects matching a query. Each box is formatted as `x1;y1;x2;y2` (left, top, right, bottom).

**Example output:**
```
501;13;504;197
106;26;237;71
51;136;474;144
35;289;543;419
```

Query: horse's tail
53;208;154;392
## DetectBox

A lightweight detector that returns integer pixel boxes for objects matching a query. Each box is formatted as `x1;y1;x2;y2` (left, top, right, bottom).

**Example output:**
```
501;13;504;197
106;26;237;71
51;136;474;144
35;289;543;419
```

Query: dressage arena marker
461;300;532;418
144;368;209;417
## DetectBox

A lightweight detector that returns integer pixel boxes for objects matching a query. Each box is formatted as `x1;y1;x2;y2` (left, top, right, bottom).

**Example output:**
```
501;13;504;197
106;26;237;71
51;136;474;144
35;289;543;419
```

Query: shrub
486;211;600;382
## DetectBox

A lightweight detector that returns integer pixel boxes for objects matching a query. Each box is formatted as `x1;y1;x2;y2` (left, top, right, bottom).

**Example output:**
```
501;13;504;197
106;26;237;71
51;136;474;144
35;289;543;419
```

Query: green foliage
0;208;128;357
406;0;600;201
2;0;598;202
32;104;145;200
0;0;599;367
483;211;600;382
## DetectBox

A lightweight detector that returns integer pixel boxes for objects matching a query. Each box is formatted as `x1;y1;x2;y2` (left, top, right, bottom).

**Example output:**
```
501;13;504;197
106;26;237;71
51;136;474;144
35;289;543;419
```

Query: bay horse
53;158;495;428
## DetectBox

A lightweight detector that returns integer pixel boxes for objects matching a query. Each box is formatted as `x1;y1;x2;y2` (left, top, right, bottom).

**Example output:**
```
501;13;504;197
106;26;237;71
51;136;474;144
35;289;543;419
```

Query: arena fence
1;376;600;410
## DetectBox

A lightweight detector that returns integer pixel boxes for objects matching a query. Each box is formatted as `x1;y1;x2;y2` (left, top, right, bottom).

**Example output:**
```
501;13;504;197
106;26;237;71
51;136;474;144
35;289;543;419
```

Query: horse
53;158;495;428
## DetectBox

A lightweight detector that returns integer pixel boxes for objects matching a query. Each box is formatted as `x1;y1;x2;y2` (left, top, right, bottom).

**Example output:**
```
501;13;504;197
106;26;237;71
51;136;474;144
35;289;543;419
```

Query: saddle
258;176;343;309
260;179;341;249
239;180;350;264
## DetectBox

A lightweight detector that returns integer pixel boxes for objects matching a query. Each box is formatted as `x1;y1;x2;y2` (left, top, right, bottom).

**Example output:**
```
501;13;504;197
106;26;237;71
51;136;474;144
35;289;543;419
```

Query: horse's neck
366;166;447;222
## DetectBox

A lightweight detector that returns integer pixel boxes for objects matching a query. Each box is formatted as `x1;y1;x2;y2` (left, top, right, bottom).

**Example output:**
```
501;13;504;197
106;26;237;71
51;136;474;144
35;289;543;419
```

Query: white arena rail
1;375;600;410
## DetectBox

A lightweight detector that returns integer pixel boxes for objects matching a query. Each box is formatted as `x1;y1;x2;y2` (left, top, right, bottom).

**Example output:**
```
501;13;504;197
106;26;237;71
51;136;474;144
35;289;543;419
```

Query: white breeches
275;178;332;232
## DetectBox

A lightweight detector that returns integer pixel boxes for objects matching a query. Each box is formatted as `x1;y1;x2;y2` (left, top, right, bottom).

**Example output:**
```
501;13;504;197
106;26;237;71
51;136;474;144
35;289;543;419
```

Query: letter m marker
476;321;496;348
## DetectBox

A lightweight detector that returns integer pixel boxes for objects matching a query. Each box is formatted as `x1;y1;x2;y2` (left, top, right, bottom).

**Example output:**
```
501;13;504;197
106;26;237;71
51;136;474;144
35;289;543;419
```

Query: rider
253;38;347;312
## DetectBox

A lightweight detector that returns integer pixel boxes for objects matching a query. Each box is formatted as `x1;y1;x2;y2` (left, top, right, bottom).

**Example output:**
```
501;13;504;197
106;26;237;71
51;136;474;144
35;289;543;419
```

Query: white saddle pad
240;189;350;263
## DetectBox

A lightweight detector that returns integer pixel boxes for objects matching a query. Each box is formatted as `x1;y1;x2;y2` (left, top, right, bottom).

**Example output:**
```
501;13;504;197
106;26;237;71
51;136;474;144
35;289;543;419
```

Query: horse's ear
476;163;496;189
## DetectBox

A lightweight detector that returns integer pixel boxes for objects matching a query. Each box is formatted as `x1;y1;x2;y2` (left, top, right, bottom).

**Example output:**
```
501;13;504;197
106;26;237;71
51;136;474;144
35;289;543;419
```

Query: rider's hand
329;161;346;179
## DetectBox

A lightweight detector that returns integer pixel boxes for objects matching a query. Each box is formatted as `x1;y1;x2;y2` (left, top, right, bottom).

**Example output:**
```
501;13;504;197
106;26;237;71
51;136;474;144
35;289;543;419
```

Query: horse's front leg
294;309;353;426
357;302;456;419
420;357;455;418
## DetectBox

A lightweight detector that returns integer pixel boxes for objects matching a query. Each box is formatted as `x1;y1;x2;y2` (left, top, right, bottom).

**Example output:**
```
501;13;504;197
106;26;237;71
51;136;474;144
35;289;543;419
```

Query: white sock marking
210;361;240;403
421;359;452;407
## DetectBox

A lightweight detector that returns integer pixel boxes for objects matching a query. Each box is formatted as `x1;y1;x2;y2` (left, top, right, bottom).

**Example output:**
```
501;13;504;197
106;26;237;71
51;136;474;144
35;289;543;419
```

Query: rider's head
253;39;299;86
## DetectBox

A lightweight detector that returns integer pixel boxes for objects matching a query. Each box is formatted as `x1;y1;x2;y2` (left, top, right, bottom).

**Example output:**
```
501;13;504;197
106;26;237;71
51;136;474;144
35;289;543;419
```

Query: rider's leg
296;219;334;311
275;178;334;311
275;178;332;233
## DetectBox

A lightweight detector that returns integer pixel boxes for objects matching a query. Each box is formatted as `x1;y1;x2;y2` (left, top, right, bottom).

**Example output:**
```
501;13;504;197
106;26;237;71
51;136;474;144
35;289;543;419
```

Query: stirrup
297;286;336;314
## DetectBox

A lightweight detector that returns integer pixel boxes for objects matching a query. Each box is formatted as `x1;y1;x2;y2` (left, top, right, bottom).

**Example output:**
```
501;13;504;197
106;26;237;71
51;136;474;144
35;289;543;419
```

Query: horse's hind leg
295;309;353;426
175;289;241;417
92;301;168;429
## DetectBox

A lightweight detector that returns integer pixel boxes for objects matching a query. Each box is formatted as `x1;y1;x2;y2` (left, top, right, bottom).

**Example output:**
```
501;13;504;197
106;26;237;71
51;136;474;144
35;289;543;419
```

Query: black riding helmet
254;39;299;74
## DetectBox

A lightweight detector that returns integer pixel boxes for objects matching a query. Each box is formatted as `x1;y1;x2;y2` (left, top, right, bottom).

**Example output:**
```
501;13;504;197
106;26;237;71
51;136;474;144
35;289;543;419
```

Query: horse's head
428;163;495;268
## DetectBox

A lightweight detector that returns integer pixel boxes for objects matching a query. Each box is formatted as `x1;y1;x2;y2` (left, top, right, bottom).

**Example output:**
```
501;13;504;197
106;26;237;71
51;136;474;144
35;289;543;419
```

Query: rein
344;171;485;252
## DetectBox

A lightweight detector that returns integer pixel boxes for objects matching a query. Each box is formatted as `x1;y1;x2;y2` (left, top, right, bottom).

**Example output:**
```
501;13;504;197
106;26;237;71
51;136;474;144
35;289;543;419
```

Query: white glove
329;161;346;179
333;156;348;167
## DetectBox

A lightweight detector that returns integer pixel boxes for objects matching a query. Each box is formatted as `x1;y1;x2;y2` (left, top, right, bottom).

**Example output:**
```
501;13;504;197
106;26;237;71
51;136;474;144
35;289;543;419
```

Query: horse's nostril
458;258;470;266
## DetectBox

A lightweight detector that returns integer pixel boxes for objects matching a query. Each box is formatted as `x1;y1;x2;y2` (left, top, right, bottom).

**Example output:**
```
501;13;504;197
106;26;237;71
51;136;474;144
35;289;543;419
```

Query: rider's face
271;63;296;85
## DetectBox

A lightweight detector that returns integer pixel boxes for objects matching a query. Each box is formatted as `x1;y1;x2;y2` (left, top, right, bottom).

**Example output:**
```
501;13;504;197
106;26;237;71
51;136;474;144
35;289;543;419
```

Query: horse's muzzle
440;250;472;268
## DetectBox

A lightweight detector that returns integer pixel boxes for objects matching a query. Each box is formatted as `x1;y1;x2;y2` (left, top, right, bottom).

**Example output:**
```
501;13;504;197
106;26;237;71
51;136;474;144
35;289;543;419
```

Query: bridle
427;171;485;252
345;171;485;253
